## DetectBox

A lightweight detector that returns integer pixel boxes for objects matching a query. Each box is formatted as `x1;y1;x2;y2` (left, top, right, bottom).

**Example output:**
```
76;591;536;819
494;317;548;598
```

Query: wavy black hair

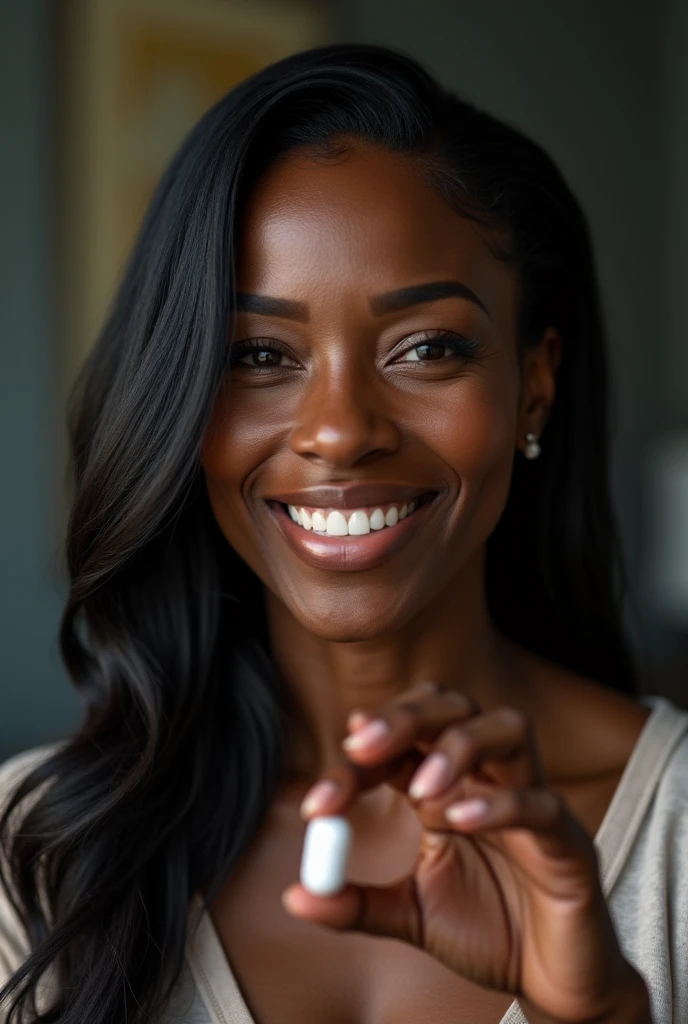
0;42;638;1022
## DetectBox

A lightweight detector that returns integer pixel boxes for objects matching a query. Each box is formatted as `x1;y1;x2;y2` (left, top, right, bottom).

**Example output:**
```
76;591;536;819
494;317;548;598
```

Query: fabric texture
0;693;686;1023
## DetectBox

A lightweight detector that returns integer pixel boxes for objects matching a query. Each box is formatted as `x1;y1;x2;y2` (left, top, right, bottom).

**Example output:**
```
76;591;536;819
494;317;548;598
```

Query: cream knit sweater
1;693;686;1023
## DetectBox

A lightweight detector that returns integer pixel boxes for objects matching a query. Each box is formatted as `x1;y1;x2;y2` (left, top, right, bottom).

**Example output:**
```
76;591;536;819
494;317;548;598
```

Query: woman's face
201;143;552;641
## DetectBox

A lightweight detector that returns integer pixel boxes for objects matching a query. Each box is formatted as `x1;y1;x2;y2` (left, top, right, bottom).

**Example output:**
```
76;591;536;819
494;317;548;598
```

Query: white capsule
300;816;352;896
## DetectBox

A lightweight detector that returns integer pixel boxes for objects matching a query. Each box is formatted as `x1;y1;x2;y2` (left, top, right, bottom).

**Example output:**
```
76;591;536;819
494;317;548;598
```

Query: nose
290;369;401;468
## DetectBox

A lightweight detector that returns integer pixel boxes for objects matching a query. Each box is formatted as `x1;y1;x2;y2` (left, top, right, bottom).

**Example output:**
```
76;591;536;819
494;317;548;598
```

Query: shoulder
612;695;688;895
0;742;66;984
0;742;65;797
650;701;688;812
0;741;67;826
624;695;688;833
609;698;688;1021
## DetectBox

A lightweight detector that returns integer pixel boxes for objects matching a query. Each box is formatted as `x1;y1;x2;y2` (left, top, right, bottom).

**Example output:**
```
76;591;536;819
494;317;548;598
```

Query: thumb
282;874;423;946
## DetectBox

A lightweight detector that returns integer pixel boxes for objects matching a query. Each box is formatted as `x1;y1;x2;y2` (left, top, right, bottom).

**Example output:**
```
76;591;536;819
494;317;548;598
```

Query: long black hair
0;42;639;1023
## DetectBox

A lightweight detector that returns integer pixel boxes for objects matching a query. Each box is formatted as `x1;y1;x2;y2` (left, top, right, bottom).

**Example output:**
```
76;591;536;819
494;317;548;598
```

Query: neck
265;547;536;788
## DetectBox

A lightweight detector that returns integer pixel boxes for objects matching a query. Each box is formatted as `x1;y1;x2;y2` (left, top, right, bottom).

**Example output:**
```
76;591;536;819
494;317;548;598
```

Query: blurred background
1;0;687;760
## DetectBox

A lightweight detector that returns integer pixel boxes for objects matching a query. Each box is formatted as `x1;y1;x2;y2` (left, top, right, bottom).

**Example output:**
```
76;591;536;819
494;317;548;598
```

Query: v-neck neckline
185;694;688;1024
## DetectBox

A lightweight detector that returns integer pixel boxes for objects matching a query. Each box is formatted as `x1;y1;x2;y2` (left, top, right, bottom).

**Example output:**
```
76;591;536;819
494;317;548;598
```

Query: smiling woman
1;42;687;1024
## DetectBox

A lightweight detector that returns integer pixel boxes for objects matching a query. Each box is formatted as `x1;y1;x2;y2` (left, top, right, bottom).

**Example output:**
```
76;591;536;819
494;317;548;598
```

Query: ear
516;327;561;455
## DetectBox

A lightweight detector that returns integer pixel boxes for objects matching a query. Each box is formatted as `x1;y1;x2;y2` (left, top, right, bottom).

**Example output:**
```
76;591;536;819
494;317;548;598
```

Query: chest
212;867;516;1024
208;774;619;1024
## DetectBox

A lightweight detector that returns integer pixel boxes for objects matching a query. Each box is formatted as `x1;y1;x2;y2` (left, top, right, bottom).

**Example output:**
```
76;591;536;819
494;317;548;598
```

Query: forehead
235;144;516;322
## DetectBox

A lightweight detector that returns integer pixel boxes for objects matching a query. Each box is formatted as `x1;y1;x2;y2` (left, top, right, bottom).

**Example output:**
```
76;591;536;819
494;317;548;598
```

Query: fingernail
347;709;370;731
408;752;452;800
281;887;300;912
445;798;489;824
300;779;339;819
342;718;390;751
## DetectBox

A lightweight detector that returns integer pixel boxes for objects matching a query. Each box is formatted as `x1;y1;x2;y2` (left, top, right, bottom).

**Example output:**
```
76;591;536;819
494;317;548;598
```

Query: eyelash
228;330;482;369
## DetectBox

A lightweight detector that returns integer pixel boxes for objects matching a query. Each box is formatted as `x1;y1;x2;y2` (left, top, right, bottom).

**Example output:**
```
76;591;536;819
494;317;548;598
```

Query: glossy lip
265;492;439;572
266;482;430;511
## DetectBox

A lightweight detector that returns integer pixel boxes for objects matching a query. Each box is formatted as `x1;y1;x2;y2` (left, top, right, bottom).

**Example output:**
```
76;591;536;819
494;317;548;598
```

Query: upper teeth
287;501;417;535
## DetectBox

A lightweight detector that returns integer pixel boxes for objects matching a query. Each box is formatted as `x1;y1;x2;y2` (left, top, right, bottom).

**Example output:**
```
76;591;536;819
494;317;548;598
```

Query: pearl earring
524;432;541;459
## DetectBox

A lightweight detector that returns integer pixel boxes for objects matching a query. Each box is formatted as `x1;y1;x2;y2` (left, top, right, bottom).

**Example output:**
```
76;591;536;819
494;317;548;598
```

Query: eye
395;330;482;363
229;340;298;369
401;341;450;361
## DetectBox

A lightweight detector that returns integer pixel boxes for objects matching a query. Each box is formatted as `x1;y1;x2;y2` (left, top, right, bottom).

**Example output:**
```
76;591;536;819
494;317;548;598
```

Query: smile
285;498;424;536
265;491;438;572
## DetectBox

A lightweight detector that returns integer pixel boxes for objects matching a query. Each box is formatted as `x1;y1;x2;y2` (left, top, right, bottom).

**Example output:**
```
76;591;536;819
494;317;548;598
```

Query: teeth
326;510;348;536
369;508;385;530
384;506;398;527
287;499;426;535
312;510;327;532
348;510;370;535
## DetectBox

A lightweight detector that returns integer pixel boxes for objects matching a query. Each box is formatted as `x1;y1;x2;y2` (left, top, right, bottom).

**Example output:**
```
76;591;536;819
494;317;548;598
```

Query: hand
282;681;649;1023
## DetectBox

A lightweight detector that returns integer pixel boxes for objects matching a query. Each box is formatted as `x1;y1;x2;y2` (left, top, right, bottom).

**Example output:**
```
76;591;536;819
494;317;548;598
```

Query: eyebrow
234;279;491;323
234;293;309;321
369;280;492;320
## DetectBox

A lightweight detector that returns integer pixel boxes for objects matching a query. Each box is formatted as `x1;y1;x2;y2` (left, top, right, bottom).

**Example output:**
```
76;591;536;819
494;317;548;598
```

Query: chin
297;618;396;643
282;584;418;643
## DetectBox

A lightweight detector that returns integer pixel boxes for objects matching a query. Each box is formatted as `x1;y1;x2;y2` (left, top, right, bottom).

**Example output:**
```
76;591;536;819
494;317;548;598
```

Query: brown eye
229;342;298;368
245;349;282;366
412;343;446;360
394;331;482;364
401;342;451;362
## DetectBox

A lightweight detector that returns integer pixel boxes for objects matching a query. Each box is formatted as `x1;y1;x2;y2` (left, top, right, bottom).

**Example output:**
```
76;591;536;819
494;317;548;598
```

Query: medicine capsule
300;816;352;896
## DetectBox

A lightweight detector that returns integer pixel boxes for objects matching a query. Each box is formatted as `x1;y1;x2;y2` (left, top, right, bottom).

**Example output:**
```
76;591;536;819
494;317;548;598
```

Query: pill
300;815;352;896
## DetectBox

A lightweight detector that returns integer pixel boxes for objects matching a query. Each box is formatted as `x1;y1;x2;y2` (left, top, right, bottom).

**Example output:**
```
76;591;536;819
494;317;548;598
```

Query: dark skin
200;143;652;1024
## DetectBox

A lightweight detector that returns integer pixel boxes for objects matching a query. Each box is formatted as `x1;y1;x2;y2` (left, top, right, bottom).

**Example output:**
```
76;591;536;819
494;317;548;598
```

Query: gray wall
0;0;684;759
663;0;688;423
0;1;81;761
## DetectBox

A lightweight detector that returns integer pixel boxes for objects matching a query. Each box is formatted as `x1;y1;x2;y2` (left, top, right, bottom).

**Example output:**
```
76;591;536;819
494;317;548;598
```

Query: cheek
428;374;519;540
201;383;283;482
430;373;516;471
200;384;285;567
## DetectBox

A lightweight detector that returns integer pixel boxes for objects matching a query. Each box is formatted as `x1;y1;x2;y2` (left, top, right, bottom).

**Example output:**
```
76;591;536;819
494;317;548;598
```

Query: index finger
299;749;424;820
300;683;478;818
342;685;478;764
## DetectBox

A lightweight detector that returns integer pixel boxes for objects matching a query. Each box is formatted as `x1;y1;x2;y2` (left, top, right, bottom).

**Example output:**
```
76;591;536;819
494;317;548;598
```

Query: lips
262;486;440;572
266;483;432;510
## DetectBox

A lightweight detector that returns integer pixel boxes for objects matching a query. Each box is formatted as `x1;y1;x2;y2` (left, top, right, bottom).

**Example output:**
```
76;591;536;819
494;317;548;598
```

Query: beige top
1;693;687;1023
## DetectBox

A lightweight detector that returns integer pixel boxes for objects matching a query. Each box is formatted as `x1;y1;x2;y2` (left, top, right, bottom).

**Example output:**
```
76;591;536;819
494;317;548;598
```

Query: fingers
414;774;598;895
285;785;597;941
416;777;562;836
299;749;423;820
282;875;424;946
343;685;477;763
300;681;478;819
300;686;546;821
406;705;544;804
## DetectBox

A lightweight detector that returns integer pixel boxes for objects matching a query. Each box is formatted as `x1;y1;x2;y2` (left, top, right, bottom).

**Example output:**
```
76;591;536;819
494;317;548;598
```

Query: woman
0;42;685;1024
